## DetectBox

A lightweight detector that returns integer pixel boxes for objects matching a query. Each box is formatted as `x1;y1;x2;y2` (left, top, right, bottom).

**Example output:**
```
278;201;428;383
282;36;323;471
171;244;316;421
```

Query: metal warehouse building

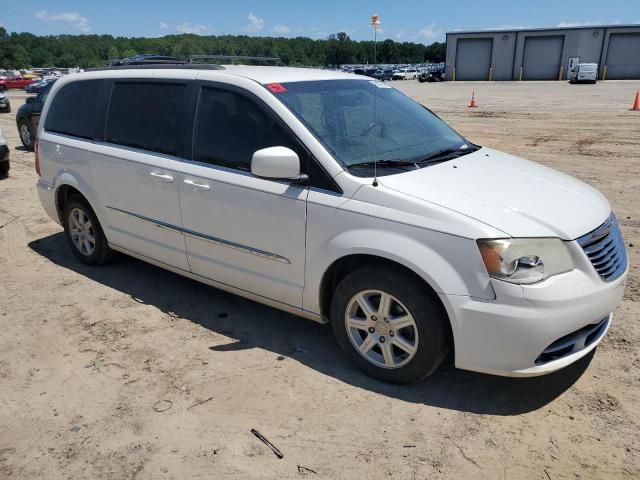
445;24;640;81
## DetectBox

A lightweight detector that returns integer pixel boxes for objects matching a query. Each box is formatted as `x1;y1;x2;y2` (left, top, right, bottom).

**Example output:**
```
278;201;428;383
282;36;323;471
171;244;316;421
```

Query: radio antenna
370;14;381;187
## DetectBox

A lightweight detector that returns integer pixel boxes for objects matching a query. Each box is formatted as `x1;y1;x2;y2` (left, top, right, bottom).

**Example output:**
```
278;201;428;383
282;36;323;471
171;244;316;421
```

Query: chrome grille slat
577;214;628;282
583;236;615;255
588;241;616;261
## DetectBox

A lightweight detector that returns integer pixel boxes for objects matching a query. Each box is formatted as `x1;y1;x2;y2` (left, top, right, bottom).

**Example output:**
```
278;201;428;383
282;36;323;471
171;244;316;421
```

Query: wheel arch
53;173;103;226
318;252;455;352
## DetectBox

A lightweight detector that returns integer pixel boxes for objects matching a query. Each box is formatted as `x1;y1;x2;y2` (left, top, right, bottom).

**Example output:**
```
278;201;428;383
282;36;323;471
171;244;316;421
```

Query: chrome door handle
184;179;210;191
150;171;174;183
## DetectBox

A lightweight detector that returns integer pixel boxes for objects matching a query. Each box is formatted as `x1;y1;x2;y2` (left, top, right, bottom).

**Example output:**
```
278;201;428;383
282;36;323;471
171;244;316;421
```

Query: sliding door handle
184;179;211;191
149;171;174;183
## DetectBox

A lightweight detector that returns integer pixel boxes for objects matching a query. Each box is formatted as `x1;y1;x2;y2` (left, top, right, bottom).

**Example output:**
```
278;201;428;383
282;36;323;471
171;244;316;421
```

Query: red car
0;77;36;92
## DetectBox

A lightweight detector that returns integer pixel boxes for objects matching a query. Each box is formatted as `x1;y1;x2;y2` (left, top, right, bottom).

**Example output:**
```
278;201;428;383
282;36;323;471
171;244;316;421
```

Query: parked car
0;129;9;177
374;69;394;81
16;81;54;150
569;63;598;84
25;78;57;94
0;76;36;92
0;92;10;113
35;67;627;383
392;69;418;80
418;71;445;83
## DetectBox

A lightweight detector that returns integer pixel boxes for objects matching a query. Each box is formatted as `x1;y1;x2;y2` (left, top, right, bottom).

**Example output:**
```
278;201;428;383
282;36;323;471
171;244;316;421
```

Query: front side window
44;80;104;139
106;82;186;156
268;80;470;173
194;87;294;171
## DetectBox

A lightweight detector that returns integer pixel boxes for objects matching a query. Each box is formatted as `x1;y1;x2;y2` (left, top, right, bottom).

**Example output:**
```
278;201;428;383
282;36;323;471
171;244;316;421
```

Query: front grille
535;317;609;365
577;214;627;282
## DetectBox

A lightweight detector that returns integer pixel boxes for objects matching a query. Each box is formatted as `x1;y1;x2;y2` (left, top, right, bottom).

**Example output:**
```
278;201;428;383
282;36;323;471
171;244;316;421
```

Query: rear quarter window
44;80;105;139
105;82;186;156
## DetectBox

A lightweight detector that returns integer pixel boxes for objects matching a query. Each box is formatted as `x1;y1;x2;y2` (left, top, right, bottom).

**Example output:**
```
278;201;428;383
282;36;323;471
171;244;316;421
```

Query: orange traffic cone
468;91;478;108
632;91;640;111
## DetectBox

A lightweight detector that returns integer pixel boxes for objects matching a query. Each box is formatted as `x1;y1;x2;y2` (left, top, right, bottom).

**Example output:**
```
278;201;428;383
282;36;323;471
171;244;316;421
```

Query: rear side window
194;87;294;171
44;80;104;139
106;82;186;156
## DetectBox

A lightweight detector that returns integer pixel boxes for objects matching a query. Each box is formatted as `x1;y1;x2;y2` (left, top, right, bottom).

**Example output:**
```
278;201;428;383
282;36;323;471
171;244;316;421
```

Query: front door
178;85;308;307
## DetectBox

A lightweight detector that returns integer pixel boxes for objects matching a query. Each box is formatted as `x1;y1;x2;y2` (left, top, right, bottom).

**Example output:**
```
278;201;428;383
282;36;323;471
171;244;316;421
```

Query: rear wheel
330;265;450;383
18;120;35;151
62;197;113;265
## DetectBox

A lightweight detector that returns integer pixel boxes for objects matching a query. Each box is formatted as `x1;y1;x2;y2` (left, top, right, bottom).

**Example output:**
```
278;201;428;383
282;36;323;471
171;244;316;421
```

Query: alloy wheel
68;207;96;256
20;124;32;147
344;289;419;369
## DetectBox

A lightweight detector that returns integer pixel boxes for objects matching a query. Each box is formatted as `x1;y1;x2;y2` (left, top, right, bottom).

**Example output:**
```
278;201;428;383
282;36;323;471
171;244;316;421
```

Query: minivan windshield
269;79;470;171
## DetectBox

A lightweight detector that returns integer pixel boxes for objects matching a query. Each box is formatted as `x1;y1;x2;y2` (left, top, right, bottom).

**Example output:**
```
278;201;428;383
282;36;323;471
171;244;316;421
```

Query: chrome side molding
105;205;291;264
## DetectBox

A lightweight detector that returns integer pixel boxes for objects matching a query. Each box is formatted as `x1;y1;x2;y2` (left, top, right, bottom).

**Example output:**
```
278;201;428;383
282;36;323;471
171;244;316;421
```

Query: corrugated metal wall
445;25;640;81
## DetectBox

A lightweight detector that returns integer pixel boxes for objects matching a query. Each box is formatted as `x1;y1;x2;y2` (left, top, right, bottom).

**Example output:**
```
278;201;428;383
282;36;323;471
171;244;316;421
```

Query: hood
379;147;610;240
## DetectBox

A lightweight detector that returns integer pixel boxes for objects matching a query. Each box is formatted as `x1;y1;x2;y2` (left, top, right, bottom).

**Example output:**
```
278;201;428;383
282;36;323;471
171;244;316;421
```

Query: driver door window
194;87;295;171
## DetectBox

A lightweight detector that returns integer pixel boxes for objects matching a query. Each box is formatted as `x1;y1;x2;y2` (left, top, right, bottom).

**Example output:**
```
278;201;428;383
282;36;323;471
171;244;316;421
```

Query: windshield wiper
417;146;476;165
348;159;418;169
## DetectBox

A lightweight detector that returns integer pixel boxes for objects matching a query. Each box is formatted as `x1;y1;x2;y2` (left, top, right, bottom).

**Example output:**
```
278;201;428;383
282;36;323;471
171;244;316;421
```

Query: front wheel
330;266;450;383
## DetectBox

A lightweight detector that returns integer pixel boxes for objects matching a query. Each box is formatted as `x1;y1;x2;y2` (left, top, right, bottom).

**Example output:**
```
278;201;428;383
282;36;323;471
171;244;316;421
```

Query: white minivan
36;65;627;383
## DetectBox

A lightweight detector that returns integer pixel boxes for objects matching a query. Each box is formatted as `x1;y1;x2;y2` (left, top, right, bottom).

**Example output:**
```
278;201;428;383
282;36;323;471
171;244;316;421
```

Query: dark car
0;92;10;113
374;69;394;81
25;78;56;94
0;129;9;178
16;81;54;150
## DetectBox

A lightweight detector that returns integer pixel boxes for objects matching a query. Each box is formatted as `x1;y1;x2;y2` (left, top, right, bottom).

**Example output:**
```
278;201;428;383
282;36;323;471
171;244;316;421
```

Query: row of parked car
346;64;447;83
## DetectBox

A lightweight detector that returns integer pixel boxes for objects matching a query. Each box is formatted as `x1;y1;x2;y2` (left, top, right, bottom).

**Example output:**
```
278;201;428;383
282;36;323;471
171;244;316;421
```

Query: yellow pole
558;66;564;81
452;67;456;82
602;65;607;80
489;67;493;81
519;66;523;81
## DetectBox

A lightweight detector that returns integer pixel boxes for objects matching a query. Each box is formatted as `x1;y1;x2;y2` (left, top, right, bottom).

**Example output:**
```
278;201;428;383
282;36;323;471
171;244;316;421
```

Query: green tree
326;32;355;66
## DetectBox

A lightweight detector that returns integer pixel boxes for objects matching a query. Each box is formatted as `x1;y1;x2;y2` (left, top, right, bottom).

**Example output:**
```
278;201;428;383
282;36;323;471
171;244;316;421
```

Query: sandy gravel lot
1;80;639;480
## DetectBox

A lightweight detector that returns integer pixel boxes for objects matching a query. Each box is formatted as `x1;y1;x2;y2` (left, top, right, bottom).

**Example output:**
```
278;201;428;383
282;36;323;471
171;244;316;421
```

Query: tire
330;265;451;384
0;86;6;93
0;162;9;178
18;120;35;151
62;196;113;265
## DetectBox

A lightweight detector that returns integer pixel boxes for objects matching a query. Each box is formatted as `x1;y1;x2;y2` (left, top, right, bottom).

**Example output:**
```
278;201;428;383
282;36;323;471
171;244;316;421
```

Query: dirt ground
0;80;639;480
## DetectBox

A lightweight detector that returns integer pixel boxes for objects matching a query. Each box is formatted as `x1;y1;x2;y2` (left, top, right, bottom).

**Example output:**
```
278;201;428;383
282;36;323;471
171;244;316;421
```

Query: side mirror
251;146;305;181
26;97;35;104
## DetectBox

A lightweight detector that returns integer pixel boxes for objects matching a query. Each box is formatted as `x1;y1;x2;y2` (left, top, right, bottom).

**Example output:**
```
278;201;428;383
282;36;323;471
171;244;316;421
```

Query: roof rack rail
87;64;225;72
187;55;283;65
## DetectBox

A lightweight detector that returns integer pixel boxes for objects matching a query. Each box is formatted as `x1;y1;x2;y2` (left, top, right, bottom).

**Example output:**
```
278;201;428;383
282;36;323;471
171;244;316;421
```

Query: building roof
446;24;640;36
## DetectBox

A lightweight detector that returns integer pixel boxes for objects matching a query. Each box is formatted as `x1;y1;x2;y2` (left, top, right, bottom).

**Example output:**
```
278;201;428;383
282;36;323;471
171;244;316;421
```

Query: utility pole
370;14;381;65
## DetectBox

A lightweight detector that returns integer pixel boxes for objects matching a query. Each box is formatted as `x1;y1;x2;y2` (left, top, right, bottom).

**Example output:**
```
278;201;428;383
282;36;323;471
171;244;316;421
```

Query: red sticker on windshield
266;83;288;93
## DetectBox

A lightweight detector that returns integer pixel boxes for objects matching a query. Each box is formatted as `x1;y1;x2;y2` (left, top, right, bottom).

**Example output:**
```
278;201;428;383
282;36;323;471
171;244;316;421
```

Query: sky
1;0;639;43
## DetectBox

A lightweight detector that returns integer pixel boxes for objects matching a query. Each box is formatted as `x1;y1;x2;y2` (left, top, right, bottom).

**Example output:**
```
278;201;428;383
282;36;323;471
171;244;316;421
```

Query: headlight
477;238;574;285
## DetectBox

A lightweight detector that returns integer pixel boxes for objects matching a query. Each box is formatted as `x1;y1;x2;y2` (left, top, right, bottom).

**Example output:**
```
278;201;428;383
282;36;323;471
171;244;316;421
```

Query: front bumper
441;240;627;377
0;102;10;112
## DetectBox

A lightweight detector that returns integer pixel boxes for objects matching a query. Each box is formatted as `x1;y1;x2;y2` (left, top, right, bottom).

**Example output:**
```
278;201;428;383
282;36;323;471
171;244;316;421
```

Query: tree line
0;27;445;69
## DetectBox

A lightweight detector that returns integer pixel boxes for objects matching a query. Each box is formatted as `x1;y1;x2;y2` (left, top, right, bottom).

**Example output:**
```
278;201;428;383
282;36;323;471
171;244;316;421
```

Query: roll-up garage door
522;36;564;80
605;33;640;79
455;38;492;81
